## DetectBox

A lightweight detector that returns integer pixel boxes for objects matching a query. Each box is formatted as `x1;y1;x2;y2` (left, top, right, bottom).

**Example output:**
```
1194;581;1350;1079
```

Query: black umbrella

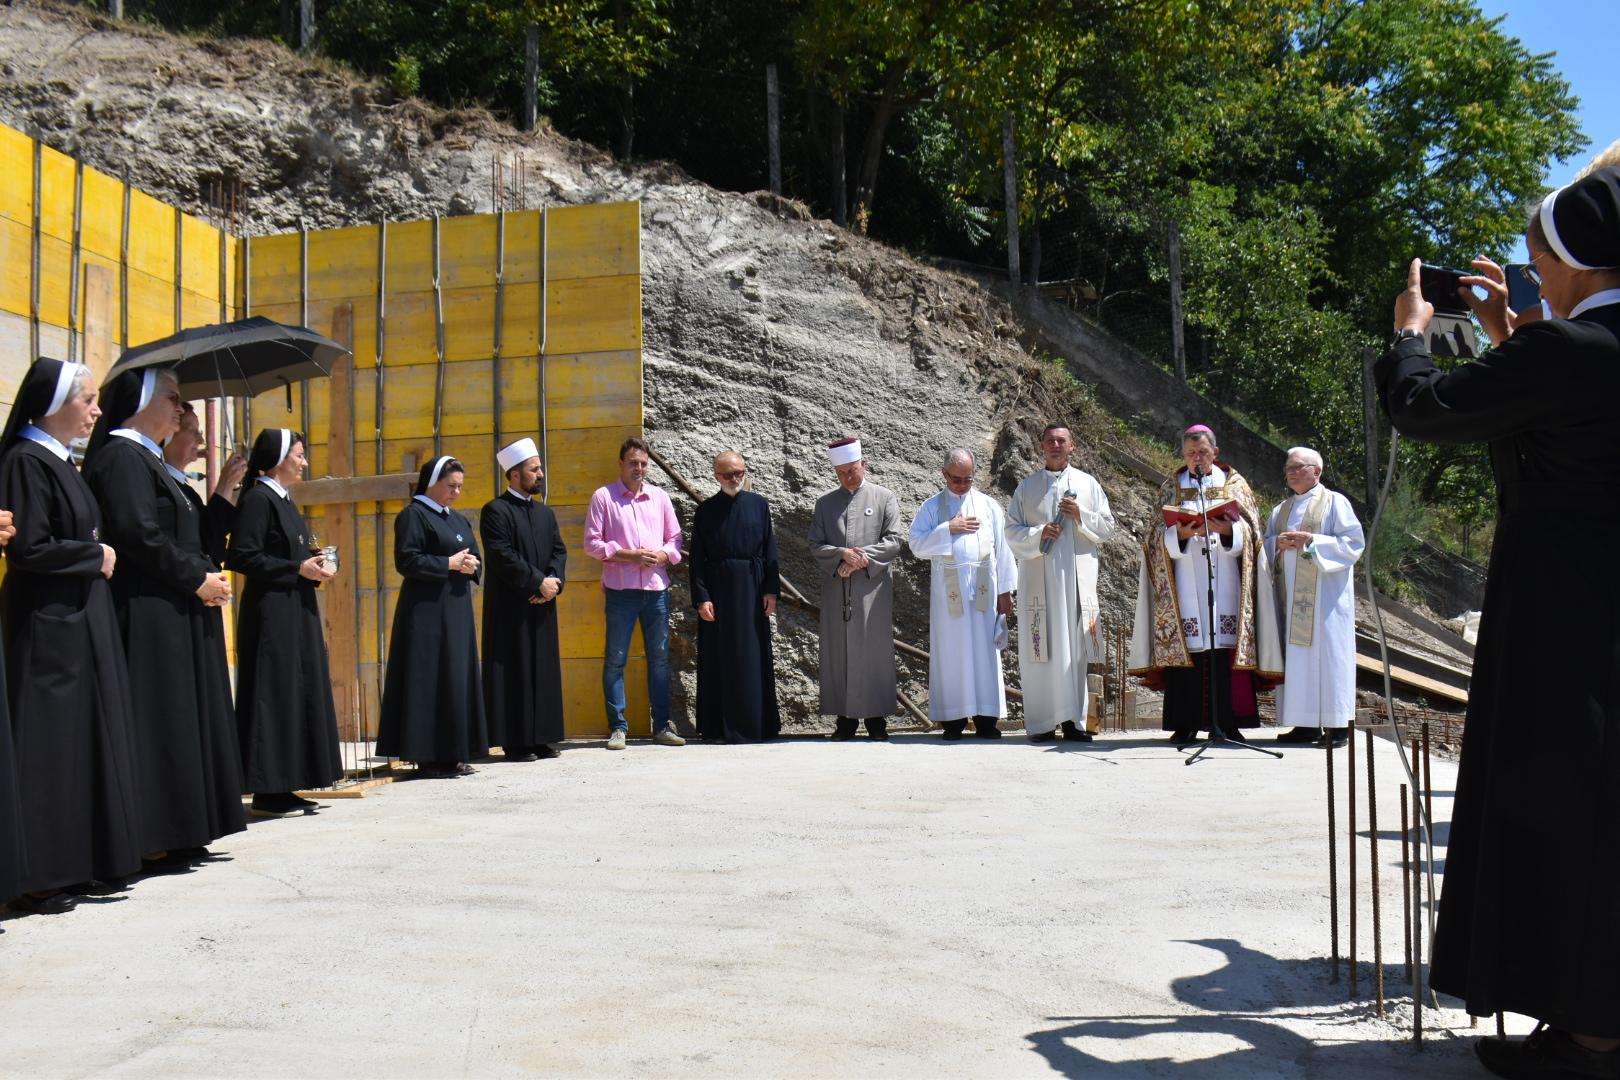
107;316;348;402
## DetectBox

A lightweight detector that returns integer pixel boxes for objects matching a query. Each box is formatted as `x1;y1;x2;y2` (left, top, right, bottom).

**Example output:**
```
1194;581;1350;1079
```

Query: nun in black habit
0;358;142;906
479;438;567;760
83;368;245;857
377;456;488;776
1378;167;1620;1072
226;429;342;818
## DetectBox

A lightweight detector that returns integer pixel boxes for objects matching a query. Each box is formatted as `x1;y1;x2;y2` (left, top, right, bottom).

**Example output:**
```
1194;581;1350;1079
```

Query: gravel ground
0;731;1502;1078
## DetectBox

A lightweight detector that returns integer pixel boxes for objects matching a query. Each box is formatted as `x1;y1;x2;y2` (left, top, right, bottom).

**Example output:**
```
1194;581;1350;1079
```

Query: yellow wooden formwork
1;120;647;744
241;203;646;742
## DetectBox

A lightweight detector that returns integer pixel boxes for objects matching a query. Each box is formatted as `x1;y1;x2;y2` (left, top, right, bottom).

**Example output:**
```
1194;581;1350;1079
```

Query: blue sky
1480;1;1615;258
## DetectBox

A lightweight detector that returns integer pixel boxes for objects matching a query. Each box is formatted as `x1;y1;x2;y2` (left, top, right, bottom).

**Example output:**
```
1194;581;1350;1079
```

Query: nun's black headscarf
247;428;303;480
1538;165;1620;270
85;368;158;460
415;455;463;496
0;357;90;451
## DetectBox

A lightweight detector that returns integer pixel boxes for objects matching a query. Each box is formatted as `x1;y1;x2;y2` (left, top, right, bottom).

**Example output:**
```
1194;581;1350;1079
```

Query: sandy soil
0;730;1502;1077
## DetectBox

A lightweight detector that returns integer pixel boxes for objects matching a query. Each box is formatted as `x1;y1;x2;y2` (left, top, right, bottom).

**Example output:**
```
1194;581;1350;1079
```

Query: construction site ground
0;730;1508;1078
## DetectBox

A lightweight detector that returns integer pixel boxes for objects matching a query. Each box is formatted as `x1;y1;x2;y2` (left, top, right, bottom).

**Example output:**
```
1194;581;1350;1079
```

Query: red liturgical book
1161;499;1241;528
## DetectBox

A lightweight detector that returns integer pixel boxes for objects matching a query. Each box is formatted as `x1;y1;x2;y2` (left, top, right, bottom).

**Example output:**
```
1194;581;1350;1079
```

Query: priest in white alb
908;448;1016;740
1266;446;1364;747
1007;423;1117;743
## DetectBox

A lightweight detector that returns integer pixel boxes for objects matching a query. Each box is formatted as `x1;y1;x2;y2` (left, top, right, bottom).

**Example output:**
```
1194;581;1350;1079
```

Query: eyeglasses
1284;464;1318;473
1521;252;1549;289
944;472;975;483
717;470;746;481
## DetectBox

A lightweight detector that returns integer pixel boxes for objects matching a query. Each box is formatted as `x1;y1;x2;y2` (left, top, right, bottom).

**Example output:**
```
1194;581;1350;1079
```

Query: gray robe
808;481;902;717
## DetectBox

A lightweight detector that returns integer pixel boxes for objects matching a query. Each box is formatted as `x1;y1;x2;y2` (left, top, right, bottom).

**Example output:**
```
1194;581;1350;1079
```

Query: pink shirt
584;479;684;591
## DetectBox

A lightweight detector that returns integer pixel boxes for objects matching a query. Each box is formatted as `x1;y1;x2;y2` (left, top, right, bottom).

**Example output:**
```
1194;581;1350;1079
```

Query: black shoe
831;718;858;742
942;721;967;742
289;794;322;809
1169;729;1197;745
1475;1024;1620;1080
1027;729;1057;743
865;718;889;742
1275;726;1321;744
250;792;308;817
536;745;560;759
64;879;128;896
1061;721;1094;742
507;750;540;762
973;718;1002;739
7;891;77;915
1315;730;1350;748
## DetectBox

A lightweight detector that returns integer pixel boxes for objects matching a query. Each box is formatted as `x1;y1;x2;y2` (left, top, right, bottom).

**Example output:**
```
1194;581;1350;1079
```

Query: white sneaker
607;730;627;751
654;729;686;747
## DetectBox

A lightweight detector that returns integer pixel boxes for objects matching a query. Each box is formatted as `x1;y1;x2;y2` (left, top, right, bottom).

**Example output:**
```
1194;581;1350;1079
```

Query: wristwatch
1392;327;1423;346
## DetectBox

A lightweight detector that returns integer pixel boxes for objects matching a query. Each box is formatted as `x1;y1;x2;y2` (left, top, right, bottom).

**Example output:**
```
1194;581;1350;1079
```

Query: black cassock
689;490;780;743
377;500;488;763
1377;303;1620;1037
85;439;246;852
0;648;23;901
479;492;567;752
227;481;342;793
0;441;142;891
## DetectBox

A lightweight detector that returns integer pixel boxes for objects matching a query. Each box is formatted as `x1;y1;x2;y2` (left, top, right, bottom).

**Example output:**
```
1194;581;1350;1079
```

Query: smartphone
1419;264;1473;315
1505;265;1541;313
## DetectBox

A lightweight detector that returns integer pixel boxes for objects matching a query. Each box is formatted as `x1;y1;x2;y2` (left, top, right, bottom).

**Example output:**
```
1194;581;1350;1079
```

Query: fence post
297;0;315;52
766;64;782;196
523;25;540;132
109;0;124;17
1002;111;1021;285
1169;221;1186;380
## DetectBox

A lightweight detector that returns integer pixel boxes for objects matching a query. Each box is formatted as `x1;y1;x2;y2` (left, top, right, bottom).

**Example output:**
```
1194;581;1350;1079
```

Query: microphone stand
1183;464;1282;765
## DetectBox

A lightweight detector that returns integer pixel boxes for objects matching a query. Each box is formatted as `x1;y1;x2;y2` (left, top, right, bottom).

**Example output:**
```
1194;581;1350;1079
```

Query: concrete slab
1;731;1498;1077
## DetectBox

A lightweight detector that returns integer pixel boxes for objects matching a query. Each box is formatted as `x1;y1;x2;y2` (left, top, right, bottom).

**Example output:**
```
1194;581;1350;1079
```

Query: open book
1161;499;1240;529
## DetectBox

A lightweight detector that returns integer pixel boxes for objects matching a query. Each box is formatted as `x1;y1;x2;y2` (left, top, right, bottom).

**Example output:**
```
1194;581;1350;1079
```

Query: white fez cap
497;436;539;472
826;438;863;466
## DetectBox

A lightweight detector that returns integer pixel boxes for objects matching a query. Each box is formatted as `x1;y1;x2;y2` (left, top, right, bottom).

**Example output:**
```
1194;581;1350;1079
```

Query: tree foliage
112;0;1586;541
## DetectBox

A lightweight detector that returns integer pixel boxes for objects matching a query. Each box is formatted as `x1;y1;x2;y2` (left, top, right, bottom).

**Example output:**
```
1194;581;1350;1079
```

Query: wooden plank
291;472;417;506
180;214;223;308
560;655;650;738
323;303;360;741
540;350;642;431
1354;653;1468;705
77;166;125;265
546;202;640;281
125;188;175;279
81;264;116;385
542;425;646;505
545;274;641;354
0;216;30;318
0;126;32;225
36;143;75;243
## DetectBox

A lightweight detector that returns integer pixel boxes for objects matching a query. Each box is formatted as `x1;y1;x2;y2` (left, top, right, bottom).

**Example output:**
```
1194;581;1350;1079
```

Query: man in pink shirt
584;437;686;750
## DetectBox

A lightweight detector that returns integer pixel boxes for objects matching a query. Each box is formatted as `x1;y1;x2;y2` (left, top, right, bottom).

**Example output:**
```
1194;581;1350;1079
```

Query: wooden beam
290;471;416;506
81;263;115;384
322;303;360;741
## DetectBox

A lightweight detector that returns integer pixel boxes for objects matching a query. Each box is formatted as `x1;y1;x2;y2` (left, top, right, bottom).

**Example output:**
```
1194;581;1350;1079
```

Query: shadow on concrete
1025;938;1468;1079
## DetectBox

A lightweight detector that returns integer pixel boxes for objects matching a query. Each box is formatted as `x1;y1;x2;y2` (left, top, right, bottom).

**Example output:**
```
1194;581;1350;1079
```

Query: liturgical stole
1275;488;1330;647
943;491;992;619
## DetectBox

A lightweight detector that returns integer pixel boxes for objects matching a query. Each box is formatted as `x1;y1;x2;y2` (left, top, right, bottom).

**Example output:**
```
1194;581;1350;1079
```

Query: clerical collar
506;486;532;502
257;476;290;499
165;462;192;485
1570;288;1620;320
111;427;164;459
1044;466;1068;477
414;493;449;515
19;424;70;461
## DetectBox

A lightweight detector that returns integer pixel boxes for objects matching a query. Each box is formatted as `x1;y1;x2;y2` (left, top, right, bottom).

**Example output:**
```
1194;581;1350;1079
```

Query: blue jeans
602;587;672;734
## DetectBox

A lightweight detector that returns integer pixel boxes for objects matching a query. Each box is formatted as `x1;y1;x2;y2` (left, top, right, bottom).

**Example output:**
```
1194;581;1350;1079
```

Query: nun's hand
299;554;334;581
1459;257;1513;344
196;571;231;604
0;508;14;547
101;543;117;579
1394;257;1434;334
219;454;248;492
450;549;479;575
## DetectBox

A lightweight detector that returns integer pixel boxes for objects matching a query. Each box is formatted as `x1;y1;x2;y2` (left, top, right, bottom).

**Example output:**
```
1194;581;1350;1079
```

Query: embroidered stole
943;490;992;619
1025;471;1075;664
1274;489;1330;647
